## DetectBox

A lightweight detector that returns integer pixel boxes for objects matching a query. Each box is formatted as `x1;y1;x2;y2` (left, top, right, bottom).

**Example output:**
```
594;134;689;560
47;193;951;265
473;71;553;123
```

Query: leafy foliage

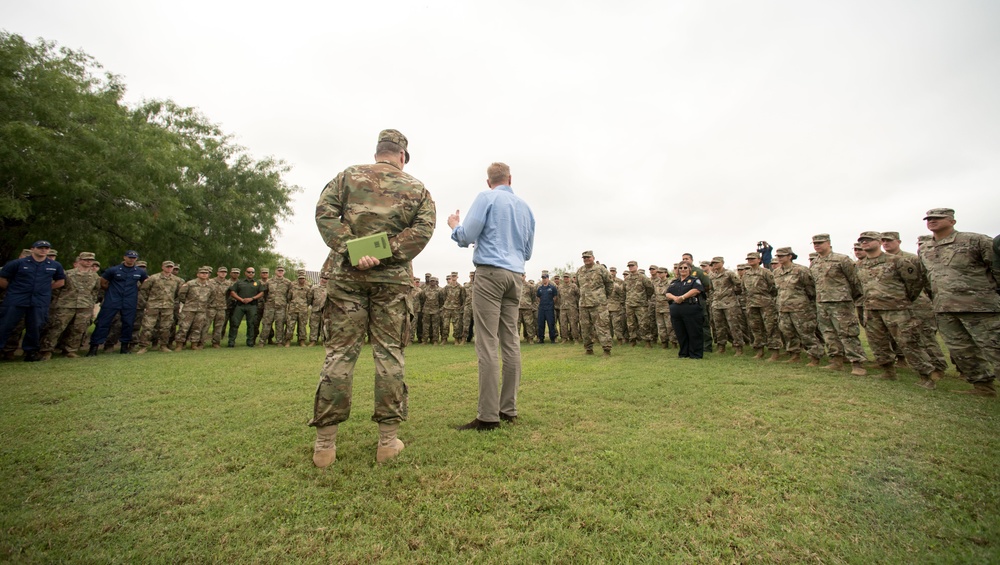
0;32;298;269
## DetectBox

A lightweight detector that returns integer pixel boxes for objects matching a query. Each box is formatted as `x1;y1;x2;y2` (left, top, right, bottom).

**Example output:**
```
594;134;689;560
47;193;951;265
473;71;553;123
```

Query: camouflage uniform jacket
624;272;654;307
442;282;465;310
560;282;580;310
139;273;180;309
462;282;474;312
308;284;328;313
608;279;625;311
741;266;777;307
575;264;613;307
208;278;230;309
315;161;436;285
890;250;933;312
856;252;922;310
288;282;312;313
265;277;293;306
653;276;671;313
519;281;536;309
178;279;212;312
773;264;816;313
810;252;862;303
420;286;444;314
709;269;742;310
52;268;101;309
412;285;423;314
920;230;1000;313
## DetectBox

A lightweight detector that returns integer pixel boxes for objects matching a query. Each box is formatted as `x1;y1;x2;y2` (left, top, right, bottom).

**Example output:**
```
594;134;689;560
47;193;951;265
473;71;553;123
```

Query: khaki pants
472;266;522;423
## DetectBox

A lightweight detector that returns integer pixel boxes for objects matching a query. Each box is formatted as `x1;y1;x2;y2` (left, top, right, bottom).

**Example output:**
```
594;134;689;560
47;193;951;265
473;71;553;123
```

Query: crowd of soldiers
0;252;330;360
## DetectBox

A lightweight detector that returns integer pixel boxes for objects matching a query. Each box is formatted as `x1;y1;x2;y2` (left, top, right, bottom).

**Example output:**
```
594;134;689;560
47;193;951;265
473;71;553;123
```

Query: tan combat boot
39;352;53;361
879;363;897;380
752;348;764;359
376;422;405;463
916;370;944;390
806;356;821;367
850;362;868;376
312;425;338;468
159;345;173;353
823;356;845;370
766;350;780;362
134;346;148;355
64;351;79;358
733;346;743;357
955;382;997;397
785;352;801;363
716;344;726;354
172;341;183;352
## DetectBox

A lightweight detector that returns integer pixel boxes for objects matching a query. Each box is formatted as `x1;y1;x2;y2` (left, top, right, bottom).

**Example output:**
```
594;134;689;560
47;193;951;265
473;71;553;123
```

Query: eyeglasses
678;267;690;270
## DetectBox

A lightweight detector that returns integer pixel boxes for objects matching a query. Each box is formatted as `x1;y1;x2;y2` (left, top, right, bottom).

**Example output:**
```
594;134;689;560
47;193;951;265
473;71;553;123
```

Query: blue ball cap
31;240;52;248
124;250;139;258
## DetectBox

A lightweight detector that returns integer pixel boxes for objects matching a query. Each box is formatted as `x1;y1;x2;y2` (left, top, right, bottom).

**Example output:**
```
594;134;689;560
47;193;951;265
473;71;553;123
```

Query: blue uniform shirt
536;283;558;310
451;185;535;274
0;256;66;308
101;263;148;309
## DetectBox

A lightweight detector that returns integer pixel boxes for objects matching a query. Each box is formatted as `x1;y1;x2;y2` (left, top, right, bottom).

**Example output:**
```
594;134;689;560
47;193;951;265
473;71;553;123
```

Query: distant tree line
0;31;299;270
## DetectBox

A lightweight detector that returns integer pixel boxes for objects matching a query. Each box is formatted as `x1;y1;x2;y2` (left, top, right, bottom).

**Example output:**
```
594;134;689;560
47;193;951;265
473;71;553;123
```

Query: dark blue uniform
536;282;558;343
90;263;148;346
0;256;66;353
667;275;706;359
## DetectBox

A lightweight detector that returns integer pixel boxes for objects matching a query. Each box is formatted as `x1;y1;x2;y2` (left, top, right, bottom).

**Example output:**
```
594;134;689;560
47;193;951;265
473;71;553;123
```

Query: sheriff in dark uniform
0;240;66;362
228;267;264;347
87;250;148;355
665;261;706;359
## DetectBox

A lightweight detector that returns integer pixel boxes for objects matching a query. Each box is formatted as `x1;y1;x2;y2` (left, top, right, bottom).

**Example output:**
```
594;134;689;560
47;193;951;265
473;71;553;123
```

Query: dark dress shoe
455;418;499;431
499;413;517;424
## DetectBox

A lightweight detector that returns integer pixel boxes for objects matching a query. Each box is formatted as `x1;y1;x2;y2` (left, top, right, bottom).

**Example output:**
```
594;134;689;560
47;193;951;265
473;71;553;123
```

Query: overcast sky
5;0;999;278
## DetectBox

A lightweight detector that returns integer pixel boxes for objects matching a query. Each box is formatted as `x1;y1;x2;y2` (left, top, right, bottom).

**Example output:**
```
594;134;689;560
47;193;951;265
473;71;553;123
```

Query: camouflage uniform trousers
778;310;824;359
865;310;934;374
579;305;612;352
739;306;751;346
441;308;463;343
747;305;782;351
655;309;675;345
40;307;92;354
422;313;441;344
137;307;175;348
461;307;474;342
308;311;324;344
817;301;867;362
255;302;266;342
309;280;409;428
260;305;288;345
608;308;626;342
912;308;948;372
711;307;746;347
935;312;1000;384
625;304;652;343
176;310;208;345
518;308;536;343
205;307;227;346
286;309;309;344
560;307;580;341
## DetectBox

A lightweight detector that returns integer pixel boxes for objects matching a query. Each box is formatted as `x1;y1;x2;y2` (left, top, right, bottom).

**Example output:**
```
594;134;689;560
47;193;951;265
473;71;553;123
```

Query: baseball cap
378;129;410;163
31;240;52;248
124;250;139;258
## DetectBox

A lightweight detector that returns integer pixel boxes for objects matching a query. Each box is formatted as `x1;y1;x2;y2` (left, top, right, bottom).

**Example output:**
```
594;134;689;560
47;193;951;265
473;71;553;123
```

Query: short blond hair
487;162;511;186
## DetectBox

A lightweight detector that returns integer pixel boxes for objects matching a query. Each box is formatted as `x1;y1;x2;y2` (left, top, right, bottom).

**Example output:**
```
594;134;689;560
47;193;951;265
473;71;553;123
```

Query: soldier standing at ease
461;271;475;344
652;267;674;348
228;267;263;347
261;266;293;346
708;257;746;356
286;269;312;346
135;261;181;354
517;274;536;343
919;208;1000;397
623;260;654;347
773;248;824;365
39;252;100;360
221;267;240;339
307;273;328;346
174;266;213;350
559;274;580;344
420;277;443;344
742;252;781;360
575;250;614;356
205;267;230;349
810;234;868;375
441;271;466;344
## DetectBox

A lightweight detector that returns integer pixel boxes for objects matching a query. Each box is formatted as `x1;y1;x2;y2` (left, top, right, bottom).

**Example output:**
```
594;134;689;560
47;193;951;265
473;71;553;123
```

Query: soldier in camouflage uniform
735;264;752;342
420;277;444;344
461;271;475;344
623;260;654;347
309;129;435;467
285;269;311;346
39;252;101;359
575;250;613;356
518;274;537;343
743;252;782;361
708;257;746;355
607;268;624;343
135;261;181;354
441;271;466;344
855;232;942;384
221;267;240;339
652;267;674;348
773;248;824;364
919;208;1000;397
810;234;868;375
852;243;867;327
307;273;328;346
255;268;270;341
173;266;213;350
260;267;292;346
205;267;230;348
559;274;580;343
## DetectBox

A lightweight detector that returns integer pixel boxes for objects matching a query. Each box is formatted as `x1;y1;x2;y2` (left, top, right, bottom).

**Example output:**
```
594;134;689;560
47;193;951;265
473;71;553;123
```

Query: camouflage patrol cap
699;261;709;267
811;234;831;243
737;264;748;270
162;260;175;268
46;249;58;257
917;234;933;242
261;268;270;274
774;247;793;256
429;277;438;283
77;252;96;261
21;249;31;255
582;250;594;258
881;231;900;241
93;260;101;267
200;265;213;272
275;266;285;271
562;274;571;279
808;252;818;259
770;258;780;264
638;269;645;275
923;208;955;220
231;267;240;273
378;129;410;163
746;252;761;260
198;266;211;274
296;269;306;278
857;231;882;242
627;260;637;267
710;257;724;264
450;271;458;277
649;265;658;271
136;261;147;268
469;271;475;276
853;243;863;250
609;267;617;272
217;266;228;272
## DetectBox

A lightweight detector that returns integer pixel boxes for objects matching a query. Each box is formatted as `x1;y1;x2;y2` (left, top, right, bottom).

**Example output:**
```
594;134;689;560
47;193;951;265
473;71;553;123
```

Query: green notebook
346;232;392;266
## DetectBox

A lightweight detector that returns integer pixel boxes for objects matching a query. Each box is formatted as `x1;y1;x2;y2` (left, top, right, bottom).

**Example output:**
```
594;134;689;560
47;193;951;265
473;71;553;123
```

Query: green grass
2;337;999;564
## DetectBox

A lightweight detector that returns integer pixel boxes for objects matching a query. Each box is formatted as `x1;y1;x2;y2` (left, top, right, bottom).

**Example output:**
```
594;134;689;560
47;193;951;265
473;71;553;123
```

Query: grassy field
2;336;999;564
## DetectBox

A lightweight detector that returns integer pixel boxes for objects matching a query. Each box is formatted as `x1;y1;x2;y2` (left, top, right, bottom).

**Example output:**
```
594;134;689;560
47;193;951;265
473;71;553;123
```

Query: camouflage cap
92;260;101;267
649;265;658;271
378;129;410;163
136;260;148;268
923;208;955;220
198;266;212;274
429;277;438;282
774;247;793;256
808;252;818;259
699;261;709;267
917;234;933;242
857;231;882;241
46;249;58;256
469;271;475;275
710;256;724;264
638;269;645;275
217;266;228;272
581;250;594;258
21;249;31;255
627;260;637;267
737;264;748;270
200;265;213;272
746;252;761;260
162;260;175;268
450;271;458;277
231;267;241;273
275;266;285;271
853;242;863;249
425;273;431;277
609;266;617;272
173;264;180;270
881;231;900;241
320;271;330;279
811;233;831;243
562;274;571;279
77;252;96;261
261;268;270;274
296;269;306;278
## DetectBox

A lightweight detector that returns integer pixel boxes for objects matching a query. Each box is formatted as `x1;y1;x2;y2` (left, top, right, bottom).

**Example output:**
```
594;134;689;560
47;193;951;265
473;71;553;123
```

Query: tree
0;32;298;270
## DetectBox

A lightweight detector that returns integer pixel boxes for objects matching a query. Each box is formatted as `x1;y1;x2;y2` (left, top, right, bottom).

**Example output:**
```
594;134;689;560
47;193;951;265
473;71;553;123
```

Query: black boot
86;344;100;357
120;342;132;354
23;351;40;362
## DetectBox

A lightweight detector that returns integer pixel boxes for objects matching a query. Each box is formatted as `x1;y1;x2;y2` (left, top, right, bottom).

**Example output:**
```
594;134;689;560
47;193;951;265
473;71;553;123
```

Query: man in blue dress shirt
87;250;149;356
448;162;535;431
0;240;66;362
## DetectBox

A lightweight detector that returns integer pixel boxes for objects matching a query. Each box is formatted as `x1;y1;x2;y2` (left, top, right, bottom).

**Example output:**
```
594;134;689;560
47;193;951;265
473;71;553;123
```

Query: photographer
757;241;773;269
